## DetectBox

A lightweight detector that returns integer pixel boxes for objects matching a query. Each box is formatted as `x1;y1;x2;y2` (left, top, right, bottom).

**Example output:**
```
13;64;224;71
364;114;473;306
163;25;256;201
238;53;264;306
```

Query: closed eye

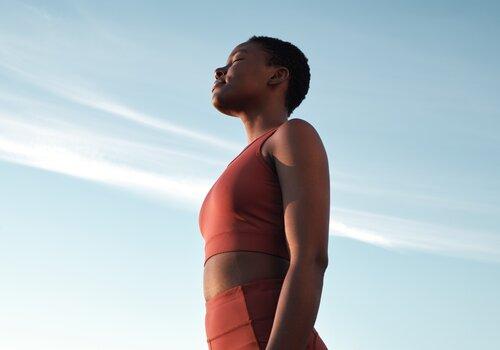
225;58;243;68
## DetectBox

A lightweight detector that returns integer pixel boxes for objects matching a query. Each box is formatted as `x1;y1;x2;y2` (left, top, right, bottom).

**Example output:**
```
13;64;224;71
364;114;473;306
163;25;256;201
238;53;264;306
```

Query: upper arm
272;118;330;267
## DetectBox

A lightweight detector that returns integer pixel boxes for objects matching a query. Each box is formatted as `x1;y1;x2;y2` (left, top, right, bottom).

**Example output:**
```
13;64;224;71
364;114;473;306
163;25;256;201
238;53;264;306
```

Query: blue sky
0;1;499;349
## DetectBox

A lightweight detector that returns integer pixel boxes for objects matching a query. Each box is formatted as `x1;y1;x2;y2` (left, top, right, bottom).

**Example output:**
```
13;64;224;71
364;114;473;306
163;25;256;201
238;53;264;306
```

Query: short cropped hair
246;35;311;116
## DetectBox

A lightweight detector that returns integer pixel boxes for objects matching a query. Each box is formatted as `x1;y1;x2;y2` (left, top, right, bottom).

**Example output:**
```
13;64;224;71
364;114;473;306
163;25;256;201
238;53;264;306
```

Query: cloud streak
0;18;498;264
0;114;214;206
332;207;500;262
0;61;239;151
1;113;498;263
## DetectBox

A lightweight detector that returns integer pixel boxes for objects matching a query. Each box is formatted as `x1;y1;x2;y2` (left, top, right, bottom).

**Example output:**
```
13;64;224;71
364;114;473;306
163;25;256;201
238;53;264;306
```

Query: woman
199;35;330;349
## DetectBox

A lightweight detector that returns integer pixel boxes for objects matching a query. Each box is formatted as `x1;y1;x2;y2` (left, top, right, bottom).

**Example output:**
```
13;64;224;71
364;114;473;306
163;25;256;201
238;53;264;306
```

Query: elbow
290;253;329;272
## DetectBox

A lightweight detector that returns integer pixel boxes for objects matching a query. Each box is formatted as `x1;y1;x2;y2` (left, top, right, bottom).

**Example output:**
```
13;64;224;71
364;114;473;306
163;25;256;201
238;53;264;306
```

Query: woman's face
211;42;273;117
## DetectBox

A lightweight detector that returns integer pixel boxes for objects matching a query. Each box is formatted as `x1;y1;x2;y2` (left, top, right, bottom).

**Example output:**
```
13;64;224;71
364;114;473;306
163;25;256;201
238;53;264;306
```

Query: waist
203;251;290;302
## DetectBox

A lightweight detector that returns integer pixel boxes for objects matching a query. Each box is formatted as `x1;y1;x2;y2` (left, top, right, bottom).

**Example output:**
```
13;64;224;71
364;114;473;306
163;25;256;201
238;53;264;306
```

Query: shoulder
271;118;327;165
277;117;317;135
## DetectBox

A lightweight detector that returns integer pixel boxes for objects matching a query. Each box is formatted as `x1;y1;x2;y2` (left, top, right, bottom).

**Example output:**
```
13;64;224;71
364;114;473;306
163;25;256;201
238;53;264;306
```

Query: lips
212;81;225;92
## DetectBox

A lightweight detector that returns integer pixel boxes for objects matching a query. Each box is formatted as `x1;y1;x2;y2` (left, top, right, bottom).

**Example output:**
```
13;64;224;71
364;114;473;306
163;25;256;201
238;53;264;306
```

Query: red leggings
205;277;328;349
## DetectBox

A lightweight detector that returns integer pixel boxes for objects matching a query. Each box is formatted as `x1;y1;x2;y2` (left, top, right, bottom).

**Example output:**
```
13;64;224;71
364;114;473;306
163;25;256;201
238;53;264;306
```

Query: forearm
265;261;327;350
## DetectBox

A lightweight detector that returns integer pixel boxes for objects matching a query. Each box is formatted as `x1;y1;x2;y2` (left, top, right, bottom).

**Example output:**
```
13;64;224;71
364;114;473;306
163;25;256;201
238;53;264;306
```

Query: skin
206;41;330;349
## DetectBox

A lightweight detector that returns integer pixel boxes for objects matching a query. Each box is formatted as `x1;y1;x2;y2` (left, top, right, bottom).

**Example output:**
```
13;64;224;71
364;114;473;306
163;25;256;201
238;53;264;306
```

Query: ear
268;67;290;86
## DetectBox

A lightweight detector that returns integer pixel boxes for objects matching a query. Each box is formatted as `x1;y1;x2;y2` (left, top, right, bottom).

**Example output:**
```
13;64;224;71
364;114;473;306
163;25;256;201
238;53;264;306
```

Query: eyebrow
226;49;249;65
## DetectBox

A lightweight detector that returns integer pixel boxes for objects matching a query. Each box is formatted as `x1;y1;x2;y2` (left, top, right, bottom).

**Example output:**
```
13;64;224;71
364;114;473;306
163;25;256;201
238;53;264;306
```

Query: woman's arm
266;118;330;350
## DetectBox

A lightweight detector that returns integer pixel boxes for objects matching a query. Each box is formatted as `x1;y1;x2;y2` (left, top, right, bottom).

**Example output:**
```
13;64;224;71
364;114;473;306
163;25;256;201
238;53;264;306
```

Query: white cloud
331;207;500;262
0;17;498;264
0;114;212;206
1;113;498;263
0;59;239;151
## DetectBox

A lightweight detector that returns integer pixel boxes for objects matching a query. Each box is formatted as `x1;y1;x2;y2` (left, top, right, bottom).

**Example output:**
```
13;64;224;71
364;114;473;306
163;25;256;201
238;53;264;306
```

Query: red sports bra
198;125;290;266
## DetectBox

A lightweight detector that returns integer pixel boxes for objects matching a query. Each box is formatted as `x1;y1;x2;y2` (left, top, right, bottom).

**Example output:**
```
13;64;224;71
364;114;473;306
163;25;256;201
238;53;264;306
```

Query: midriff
203;251;290;301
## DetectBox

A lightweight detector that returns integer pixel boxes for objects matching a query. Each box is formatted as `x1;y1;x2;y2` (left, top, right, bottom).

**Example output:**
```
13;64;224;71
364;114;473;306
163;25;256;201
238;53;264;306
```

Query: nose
214;68;226;82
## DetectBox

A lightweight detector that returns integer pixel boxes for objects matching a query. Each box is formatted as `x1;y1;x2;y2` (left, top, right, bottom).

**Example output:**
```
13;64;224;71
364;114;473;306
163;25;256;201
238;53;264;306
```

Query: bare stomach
203;251;290;302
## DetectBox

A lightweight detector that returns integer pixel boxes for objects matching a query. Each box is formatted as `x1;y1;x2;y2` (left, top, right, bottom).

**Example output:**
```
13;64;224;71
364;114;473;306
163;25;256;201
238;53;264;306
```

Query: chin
211;100;239;117
211;99;228;115
211;93;229;112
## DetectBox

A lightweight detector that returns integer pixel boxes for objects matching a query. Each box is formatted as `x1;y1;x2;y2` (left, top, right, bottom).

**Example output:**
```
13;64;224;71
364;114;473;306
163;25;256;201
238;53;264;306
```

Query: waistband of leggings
205;277;285;307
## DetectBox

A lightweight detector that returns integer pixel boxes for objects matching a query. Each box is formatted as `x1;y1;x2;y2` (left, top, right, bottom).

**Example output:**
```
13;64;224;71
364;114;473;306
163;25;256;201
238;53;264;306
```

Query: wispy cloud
5;56;493;216
332;207;500;262
0;114;218;205
0;58;240;151
1;113;498;263
0;11;498;264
